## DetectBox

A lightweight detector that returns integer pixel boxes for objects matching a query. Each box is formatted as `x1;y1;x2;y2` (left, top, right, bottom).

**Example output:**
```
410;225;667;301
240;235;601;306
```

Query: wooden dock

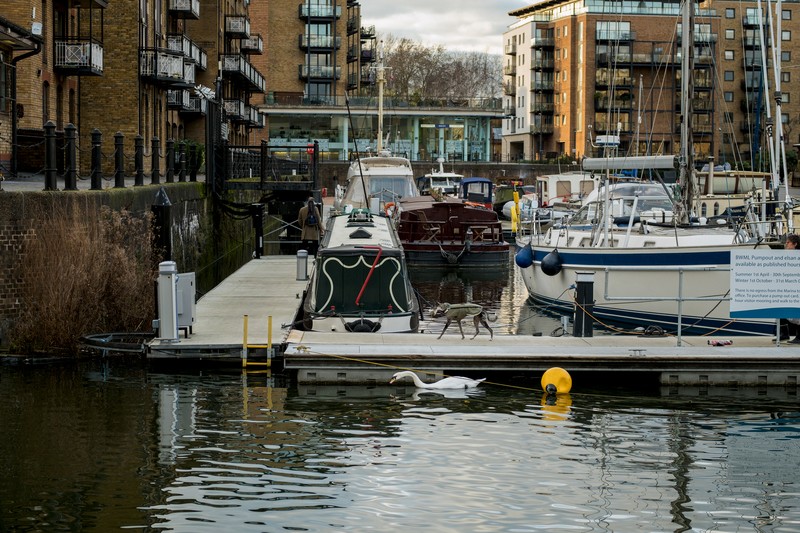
147;256;309;361
147;256;800;387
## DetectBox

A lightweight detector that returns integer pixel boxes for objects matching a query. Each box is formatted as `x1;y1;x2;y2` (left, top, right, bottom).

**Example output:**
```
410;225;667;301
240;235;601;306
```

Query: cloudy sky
360;0;535;55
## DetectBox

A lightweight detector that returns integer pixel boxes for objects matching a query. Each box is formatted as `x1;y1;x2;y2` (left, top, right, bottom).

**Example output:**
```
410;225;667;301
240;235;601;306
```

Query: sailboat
300;46;420;333
513;0;789;336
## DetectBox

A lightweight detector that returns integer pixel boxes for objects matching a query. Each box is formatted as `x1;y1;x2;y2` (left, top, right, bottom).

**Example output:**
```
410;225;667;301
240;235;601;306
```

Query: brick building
503;0;799;169
4;0;265;176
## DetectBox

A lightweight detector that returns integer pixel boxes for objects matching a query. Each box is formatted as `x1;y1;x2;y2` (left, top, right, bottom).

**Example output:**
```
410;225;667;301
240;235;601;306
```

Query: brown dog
431;302;495;340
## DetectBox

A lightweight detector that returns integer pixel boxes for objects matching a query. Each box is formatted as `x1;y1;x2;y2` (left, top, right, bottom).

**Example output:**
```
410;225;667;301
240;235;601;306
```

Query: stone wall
0;182;268;350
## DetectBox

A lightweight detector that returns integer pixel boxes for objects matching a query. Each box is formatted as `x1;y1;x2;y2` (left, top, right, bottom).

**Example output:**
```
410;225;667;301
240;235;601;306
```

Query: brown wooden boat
395;196;509;268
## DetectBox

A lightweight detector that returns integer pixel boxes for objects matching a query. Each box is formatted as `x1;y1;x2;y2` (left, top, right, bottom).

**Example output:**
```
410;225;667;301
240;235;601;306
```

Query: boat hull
516;244;775;336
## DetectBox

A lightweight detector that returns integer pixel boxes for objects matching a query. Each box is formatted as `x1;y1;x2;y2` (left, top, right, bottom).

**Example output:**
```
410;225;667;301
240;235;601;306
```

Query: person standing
782;234;800;343
298;197;324;256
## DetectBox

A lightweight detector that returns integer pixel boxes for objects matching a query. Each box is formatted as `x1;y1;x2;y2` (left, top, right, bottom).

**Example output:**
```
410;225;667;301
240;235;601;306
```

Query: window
724;50;734;60
564;26;568;37
782;51;791;61
782;92;790;103
562;70;567;81
782;113;789;124
725;8;735;18
725;29;735;40
783;9;791;20
0;58;12;113
724;91;734;102
783;30;791;41
783;72;791;83
724;70;734;81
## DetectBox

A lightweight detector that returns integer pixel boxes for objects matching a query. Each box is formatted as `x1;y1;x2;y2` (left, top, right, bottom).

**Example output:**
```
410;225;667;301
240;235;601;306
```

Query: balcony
503;81;516;96
742;14;768;27
532;57;554;70
167;33;207;69
140;48;191;86
361;48;374;62
595;97;632;111
347;16;359;35
225;15;250;38
530;124;554;134
503;106;516;117
54;39;104;75
247;106;264;128
361;25;376;39
168;0;199;19
595;75;633;87
224;99;246;121
596;30;635;41
167;89;191;111
298;34;341;50
299;3;342;19
532;102;554;114
221;53;266;92
503;64;517;75
505;42;517;55
531;80;555;91
241;34;263;54
593;121;632;133
596;53;631;65
347;72;358;89
298;64;341;80
531;37;554;48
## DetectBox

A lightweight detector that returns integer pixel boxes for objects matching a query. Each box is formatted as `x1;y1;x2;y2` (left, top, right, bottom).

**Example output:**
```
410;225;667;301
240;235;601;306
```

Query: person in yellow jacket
298;197;324;255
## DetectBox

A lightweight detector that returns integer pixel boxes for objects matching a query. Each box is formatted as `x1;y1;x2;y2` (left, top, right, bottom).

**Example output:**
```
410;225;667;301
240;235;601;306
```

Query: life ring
384;202;396;217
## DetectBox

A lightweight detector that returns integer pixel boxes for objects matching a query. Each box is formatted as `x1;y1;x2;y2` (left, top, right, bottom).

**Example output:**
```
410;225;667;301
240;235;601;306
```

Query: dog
431;302;496;340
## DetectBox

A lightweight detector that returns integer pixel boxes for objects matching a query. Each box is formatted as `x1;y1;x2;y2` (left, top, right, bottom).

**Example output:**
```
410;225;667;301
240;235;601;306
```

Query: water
410;250;595;338
1;361;799;532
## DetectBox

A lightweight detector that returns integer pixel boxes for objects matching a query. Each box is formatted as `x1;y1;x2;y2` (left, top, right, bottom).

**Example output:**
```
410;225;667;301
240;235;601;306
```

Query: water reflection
410;253;608;337
1;363;799;532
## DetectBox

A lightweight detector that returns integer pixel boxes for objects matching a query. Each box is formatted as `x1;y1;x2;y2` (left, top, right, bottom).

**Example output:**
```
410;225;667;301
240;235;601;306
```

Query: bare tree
379;34;502;101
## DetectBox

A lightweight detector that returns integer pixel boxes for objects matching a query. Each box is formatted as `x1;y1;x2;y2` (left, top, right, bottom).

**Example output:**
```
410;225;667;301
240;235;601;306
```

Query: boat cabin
459;177;494;210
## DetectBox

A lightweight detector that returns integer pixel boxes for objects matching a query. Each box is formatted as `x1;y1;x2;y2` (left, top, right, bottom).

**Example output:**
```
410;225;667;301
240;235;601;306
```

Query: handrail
601;264;730;346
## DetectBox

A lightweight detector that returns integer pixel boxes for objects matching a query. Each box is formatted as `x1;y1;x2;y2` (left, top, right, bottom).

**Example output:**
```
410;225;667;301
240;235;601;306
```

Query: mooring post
177;141;186;182
250;203;264;259
165;138;175;183
64;123;78;191
114;131;125;188
91;128;103;190
574;272;594;337
134;135;144;186
44;121;57;191
151;136;161;185
151;187;173;262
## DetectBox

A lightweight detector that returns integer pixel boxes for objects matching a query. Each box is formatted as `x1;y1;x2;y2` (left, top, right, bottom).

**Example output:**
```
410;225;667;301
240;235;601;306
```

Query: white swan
389;371;485;390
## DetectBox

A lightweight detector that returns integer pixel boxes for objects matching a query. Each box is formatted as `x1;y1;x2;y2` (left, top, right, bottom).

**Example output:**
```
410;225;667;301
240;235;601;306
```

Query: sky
360;0;535;55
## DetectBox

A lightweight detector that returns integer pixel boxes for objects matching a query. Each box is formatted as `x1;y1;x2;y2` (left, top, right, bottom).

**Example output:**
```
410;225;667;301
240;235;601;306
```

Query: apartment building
4;0;264;175
503;0;798;169
258;1;500;163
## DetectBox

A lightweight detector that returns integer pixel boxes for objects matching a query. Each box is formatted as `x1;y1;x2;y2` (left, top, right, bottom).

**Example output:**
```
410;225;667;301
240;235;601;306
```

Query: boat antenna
376;41;387;153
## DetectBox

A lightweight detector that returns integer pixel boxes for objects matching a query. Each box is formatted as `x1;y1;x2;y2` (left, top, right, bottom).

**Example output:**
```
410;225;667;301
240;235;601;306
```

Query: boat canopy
582;155;677;171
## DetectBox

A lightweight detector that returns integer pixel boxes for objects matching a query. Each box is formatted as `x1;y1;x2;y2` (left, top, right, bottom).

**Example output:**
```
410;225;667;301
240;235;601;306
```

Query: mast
676;0;695;225
376;42;385;152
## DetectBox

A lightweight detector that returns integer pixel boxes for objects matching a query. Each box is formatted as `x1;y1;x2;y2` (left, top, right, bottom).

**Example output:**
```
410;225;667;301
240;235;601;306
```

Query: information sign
730;250;800;318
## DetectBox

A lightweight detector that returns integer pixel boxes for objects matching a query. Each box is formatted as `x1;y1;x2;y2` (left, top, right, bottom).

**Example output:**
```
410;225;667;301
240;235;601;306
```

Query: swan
389;371;485;390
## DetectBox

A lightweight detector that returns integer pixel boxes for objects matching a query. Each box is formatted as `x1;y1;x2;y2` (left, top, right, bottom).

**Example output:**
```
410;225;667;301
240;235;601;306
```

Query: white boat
416;158;462;197
513;1;789;337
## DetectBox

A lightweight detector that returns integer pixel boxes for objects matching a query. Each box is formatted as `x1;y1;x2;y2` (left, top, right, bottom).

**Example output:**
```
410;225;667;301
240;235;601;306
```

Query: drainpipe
11;41;42;176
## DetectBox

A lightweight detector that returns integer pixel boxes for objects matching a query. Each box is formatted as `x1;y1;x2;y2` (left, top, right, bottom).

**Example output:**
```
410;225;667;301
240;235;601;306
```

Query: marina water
1;360;799;531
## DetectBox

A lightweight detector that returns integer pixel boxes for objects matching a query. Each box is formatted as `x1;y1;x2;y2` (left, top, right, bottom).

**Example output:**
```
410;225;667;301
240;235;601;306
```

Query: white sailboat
514;0;790;337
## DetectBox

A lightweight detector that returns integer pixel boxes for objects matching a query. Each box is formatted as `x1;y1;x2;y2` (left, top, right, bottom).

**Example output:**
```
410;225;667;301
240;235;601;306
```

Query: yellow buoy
541;367;572;394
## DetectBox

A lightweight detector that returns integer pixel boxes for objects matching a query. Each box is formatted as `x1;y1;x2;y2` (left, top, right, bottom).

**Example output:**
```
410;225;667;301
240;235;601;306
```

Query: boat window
556;181;572;197
580;180;594;196
369;176;418;201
